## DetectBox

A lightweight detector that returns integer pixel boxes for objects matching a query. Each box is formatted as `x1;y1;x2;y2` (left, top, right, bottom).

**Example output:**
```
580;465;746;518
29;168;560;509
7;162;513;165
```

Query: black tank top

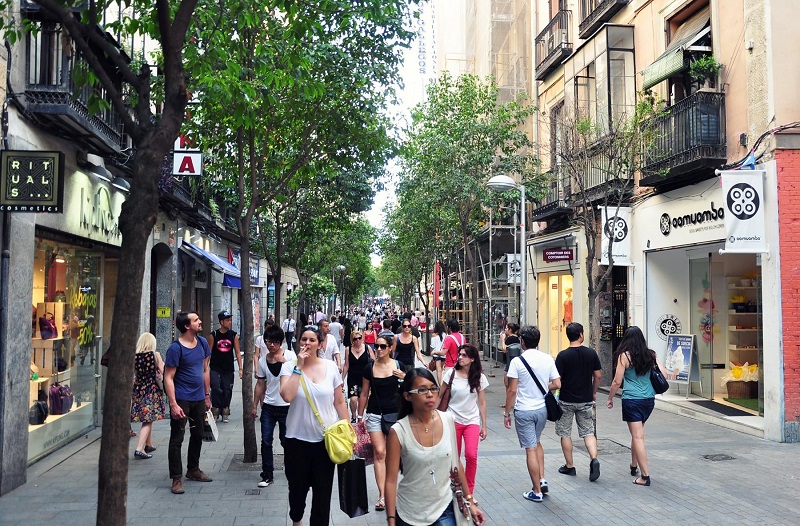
395;337;415;367
210;329;237;373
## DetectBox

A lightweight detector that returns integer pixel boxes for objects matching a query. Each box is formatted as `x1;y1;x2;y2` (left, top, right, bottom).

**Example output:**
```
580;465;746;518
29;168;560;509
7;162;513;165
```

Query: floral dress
131;352;165;423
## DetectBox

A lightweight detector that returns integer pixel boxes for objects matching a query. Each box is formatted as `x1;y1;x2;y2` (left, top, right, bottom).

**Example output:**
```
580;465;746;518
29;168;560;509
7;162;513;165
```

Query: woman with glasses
357;335;405;512
385;368;486;526
444;344;488;494
279;326;350;526
343;330;374;422
393;320;425;373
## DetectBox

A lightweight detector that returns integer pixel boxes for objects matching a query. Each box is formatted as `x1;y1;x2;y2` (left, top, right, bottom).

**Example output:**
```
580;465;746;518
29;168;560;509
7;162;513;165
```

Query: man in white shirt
251;324;296;488
357;312;367;331
329;315;344;351
282;314;296;350
317;319;341;372
314;308;327;324
504;326;561;503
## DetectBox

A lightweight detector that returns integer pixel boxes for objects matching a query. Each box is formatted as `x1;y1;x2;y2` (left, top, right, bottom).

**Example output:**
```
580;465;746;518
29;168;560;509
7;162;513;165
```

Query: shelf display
726;276;762;371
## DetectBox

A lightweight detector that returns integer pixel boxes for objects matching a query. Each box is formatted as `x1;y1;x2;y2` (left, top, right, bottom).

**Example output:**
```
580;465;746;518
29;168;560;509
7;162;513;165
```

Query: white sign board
173;135;203;176
506;253;521;284
721;170;767;253
600;207;632;266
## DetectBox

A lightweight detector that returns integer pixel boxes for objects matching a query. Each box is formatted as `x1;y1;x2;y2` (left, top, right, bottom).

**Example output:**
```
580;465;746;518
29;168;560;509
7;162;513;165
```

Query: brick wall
777;149;800;441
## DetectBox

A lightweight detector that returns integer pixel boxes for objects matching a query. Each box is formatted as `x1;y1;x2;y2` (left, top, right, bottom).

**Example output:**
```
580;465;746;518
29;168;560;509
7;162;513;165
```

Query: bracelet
503;413;511;418
292;367;302;375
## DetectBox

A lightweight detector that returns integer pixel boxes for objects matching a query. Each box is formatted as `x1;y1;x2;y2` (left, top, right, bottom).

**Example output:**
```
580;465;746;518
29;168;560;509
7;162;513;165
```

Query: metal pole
520;184;526;326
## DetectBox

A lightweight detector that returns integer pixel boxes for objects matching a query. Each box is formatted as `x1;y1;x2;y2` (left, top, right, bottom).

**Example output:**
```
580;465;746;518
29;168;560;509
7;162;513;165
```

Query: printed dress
131;352;166;423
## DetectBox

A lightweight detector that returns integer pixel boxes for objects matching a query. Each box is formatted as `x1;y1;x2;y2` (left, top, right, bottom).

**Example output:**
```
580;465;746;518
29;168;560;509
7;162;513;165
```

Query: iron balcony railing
535;10;572;81
578;0;629;39
531;171;572;221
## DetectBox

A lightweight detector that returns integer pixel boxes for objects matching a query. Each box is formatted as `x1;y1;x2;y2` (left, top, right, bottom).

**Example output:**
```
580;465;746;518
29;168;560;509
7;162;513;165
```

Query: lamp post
487;174;526;326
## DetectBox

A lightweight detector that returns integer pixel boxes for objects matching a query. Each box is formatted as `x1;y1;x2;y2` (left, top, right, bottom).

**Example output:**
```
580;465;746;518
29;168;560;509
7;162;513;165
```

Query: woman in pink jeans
443;343;488;493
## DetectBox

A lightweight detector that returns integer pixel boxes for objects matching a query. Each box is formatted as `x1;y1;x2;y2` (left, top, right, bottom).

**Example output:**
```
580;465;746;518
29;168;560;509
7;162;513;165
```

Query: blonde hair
135;332;157;354
350;330;363;344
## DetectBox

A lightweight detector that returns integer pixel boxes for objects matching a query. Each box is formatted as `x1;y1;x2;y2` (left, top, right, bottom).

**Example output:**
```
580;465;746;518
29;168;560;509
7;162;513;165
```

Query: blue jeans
209;369;234;410
260;403;289;478
397;502;456;526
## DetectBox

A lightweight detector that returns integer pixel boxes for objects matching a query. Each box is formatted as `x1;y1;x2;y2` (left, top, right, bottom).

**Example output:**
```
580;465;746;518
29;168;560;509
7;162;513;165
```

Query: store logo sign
542;248;574;263
655;314;682;341
0;151;65;212
80;186;121;239
659;203;724;236
726;183;759;220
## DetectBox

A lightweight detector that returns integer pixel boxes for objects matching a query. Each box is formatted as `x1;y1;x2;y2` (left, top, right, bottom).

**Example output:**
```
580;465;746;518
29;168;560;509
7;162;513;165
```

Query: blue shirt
166;336;211;402
622;367;655;400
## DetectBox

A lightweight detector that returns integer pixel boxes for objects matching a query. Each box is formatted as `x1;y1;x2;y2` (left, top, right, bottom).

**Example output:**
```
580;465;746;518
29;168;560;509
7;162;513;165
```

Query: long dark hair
433;320;446;337
616;326;655;376
454;343;483;392
397;368;438;420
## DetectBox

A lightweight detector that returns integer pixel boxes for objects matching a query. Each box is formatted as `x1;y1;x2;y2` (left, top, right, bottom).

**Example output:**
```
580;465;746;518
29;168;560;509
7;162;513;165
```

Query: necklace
413;411;437;434
410;412;439;485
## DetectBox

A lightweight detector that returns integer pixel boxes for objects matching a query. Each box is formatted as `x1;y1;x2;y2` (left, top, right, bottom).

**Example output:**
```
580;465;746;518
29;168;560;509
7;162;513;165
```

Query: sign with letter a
173;135;203;176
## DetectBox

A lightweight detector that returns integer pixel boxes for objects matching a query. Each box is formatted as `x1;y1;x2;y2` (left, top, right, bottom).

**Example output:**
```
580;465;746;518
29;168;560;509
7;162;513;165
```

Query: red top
364;329;376;344
442;332;465;368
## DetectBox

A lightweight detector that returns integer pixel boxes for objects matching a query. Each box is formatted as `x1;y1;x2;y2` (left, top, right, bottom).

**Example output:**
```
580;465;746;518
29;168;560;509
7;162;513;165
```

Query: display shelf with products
726;276;762;367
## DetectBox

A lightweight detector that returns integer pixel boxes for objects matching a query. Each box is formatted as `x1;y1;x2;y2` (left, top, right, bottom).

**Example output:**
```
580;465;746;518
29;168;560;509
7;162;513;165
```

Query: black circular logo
605;216;628;241
655;314;682;341
660;213;671;236
726;183;759;220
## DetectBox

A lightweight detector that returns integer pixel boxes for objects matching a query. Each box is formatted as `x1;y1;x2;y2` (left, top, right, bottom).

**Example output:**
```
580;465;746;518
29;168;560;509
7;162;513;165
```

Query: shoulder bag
518;356;563;422
437;368;457;412
300;374;355;464
650;364;669;394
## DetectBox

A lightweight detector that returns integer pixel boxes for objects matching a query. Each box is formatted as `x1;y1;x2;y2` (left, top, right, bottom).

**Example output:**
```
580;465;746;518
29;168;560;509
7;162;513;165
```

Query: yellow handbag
300;375;355;464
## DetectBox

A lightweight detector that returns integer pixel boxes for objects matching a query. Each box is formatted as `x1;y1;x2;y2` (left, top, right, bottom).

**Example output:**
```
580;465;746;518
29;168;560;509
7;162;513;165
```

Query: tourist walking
208;310;243;423
606;326;667;487
443;343;488;494
279;325;350;526
384;368;486;526
282;313;296;350
392;319;425;372
130;332;165;459
554;322;602;481
503;326;560;503
429;320;447;385
342;330;374;421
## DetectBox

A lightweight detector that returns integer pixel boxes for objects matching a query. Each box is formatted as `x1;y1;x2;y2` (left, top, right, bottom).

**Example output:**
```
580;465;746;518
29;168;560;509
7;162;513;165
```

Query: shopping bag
202;409;219;442
337;458;369;518
353;420;374;466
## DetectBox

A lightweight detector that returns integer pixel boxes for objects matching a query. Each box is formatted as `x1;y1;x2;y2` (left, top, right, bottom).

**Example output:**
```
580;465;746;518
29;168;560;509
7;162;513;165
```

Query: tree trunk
96;132;172;526
239;227;257;462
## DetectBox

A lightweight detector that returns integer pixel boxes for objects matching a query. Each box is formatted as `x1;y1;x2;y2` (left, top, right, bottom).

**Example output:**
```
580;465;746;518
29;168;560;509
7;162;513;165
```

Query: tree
399;72;538;340
550;91;664;380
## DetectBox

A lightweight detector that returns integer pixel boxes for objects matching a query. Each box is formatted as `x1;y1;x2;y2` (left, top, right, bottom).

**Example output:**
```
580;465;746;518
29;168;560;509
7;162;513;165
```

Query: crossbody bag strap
299;375;326;430
519;356;548;396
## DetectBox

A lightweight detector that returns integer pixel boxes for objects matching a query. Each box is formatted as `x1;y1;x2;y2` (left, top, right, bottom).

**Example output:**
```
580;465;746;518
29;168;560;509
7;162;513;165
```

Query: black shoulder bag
518;356;563;422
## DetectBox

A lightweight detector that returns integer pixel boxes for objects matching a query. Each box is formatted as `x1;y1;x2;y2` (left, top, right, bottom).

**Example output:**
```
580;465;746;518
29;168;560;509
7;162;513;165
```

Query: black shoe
258;477;273;488
589;458;600;482
144;445;157;454
630;465;639;476
633;475;651;486
558;464;576;476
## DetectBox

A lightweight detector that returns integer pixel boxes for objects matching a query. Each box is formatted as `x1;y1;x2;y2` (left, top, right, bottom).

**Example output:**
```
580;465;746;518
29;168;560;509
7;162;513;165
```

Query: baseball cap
218;310;232;321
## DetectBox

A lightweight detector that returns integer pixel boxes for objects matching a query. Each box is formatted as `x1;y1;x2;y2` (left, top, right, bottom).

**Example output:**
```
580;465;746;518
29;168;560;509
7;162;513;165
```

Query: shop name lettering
7;159;52;197
43;429;70;448
71;289;97;308
661;203;724;236
80;187;120;238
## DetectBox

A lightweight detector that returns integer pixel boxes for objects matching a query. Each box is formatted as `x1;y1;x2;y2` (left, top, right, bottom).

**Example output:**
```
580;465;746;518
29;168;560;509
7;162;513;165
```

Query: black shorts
621;398;655;423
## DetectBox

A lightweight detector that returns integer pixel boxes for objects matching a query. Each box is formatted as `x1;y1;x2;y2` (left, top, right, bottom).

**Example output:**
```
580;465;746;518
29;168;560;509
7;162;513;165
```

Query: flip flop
129;430;137;438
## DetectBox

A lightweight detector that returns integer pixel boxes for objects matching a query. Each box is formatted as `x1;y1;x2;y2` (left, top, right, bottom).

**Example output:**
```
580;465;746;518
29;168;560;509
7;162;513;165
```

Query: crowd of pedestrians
140;303;661;525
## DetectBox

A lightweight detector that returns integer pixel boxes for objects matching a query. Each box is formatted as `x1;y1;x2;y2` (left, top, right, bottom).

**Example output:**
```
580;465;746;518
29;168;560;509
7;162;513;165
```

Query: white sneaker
223;416;230;423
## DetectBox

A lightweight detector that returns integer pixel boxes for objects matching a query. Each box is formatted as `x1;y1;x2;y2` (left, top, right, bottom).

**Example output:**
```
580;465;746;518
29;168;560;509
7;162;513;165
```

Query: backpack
49;383;74;415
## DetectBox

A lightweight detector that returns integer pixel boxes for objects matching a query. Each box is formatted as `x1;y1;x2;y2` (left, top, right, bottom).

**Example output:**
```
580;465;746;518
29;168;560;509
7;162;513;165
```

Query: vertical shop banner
721;170;767;253
506;253;521;284
600;207;632;266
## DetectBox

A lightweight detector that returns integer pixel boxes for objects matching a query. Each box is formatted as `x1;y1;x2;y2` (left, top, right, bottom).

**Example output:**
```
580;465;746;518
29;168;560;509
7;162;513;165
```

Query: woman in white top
429;321;447;385
443;343;488;494
279;326;350;526
385;368;486;526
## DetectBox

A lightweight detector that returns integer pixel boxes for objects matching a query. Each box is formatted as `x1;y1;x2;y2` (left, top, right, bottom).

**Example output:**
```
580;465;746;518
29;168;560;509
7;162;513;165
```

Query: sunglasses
375;344;389;349
353;337;362;341
408;386;440;395
402;324;412;328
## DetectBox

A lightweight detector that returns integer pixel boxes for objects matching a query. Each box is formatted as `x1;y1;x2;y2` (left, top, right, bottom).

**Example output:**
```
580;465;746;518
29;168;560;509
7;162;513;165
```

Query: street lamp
486;174;526;326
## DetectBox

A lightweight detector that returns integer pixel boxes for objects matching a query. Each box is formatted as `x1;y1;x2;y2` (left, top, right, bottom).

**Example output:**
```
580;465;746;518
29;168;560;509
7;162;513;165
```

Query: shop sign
173;135;203;176
659;203;724;237
601;207;632;266
230;249;260;285
80;186;121;239
721;170;767;253
156;307;171;318
655;313;682;341
0;151;65;212
543;248;574;263
506;253;521;284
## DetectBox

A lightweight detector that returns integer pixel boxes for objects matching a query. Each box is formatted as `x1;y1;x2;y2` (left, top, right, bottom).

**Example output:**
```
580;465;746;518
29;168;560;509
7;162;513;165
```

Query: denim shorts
514;408;547;449
621;397;655;423
364;412;383;433
397;501;455;526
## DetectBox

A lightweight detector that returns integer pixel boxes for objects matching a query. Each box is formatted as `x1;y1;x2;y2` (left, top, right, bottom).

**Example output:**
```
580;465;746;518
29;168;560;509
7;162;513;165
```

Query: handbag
337;458;369;518
650;365;669;394
448;414;473;526
29;400;49;425
353;420;374;465
203;409;219;441
437;368;457;412
518;356;563;422
300;375;355;464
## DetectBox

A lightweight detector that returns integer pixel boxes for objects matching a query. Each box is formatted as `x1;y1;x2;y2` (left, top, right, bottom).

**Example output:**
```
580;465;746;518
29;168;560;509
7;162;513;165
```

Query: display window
538;273;573;357
29;238;101;461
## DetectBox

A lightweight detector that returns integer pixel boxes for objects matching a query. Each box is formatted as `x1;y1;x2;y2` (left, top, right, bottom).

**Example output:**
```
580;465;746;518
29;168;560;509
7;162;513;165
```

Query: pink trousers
455;422;480;494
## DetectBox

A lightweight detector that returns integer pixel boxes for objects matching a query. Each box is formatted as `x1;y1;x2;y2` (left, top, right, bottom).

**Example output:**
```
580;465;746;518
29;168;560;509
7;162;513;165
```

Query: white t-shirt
430;335;444;355
280;360;343;442
282;318;296;333
507;348;560;412
357;315;367;330
257;349;297;406
319;334;340;361
329;322;343;344
443;369;489;426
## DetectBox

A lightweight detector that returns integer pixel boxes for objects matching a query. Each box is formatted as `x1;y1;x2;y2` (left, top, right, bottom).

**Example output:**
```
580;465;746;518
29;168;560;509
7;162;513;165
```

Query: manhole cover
702;454;735;462
228;454;284;472
577;438;630;455
245;489;261;495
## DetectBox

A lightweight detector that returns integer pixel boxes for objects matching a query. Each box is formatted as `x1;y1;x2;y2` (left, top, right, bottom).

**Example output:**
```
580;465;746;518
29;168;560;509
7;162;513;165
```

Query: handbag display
518;356;563;422
337;458;369;518
437;368;457;412
29;400;49;425
48;383;74;415
650;364;670;394
300;375;355;464
203;409;219;442
353;420;374;465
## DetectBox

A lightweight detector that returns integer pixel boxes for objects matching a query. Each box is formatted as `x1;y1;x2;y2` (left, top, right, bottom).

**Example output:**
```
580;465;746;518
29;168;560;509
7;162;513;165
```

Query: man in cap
208;310;243;423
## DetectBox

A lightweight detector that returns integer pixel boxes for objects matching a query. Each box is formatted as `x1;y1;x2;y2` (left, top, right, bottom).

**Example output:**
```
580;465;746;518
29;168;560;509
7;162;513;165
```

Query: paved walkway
2;359;800;525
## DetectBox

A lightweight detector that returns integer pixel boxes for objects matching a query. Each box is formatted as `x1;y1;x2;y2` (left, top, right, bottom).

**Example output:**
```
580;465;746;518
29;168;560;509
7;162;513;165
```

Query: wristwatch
503;412;511;418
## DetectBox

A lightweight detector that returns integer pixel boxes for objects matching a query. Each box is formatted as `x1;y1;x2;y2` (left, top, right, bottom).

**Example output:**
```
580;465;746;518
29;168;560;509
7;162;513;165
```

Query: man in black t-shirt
554;322;602;481
208;310;243;423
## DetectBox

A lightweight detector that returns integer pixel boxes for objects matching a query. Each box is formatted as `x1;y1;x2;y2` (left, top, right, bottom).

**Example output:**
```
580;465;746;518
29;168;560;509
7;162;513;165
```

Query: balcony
572;142;634;203
23;22;127;155
640;91;726;188
531;172;572;221
535;11;572;81
578;0;629;39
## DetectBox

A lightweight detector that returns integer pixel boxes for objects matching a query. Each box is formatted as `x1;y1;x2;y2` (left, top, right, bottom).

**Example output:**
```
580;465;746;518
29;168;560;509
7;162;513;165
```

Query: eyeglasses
352;337;362;341
407;386;440;395
267;340;283;345
375;344;389;349
402;324;411;328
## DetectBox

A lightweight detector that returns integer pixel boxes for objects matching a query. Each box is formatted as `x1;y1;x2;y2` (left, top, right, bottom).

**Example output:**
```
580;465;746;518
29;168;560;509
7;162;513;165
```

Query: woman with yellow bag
280;326;352;526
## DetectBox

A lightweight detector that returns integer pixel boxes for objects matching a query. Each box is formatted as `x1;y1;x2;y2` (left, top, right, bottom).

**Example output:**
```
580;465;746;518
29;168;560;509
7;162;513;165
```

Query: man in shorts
554;322;602;481
503;326;560;503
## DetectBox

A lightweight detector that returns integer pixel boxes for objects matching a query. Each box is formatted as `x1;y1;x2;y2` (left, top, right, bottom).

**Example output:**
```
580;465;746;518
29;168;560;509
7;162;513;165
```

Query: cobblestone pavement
2;360;799;525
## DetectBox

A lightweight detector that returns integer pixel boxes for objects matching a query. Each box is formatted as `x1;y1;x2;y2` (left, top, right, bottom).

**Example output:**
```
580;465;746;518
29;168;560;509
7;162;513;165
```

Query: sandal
129;430;137;438
375;498;385;511
633;475;651;486
630;465;638;476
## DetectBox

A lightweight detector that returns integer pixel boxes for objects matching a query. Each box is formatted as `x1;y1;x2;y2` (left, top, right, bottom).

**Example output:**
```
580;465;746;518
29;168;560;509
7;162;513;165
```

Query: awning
642;6;711;89
180;241;241;288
